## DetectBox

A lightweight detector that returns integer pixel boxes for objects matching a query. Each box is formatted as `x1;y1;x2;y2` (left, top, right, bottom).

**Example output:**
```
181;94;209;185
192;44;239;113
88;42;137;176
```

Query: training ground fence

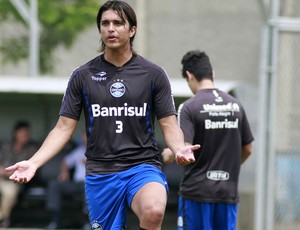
256;0;300;229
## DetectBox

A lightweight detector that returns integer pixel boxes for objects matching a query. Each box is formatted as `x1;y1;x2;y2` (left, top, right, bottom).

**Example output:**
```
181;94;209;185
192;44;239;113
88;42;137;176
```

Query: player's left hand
175;144;200;165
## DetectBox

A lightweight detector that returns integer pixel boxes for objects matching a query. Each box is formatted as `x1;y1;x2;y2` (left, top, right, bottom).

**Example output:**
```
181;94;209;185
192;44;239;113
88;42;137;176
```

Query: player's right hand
5;160;37;184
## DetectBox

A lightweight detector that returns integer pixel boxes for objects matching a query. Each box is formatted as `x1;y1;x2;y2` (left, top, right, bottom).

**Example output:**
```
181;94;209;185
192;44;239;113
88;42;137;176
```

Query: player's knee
142;203;165;225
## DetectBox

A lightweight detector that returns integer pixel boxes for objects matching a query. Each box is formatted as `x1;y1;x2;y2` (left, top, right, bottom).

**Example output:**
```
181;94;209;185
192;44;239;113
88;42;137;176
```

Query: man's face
100;9;136;51
15;127;30;145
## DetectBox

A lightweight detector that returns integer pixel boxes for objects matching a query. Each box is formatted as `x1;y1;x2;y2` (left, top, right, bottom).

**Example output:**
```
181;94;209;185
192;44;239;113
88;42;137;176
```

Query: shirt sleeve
59;69;83;120
240;106;255;145
153;68;176;119
178;102;195;143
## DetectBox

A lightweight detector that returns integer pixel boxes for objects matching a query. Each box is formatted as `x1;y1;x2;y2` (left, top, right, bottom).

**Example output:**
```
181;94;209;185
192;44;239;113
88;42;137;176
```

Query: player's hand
5;160;37;184
175;144;200;165
161;148;175;164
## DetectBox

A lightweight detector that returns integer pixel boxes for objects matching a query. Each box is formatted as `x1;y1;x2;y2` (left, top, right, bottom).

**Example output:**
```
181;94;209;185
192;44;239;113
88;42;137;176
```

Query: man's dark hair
13;120;30;132
97;0;137;52
181;50;213;81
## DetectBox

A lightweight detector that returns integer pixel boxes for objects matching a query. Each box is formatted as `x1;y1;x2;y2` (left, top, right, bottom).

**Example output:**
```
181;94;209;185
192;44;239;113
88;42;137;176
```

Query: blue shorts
85;164;168;230
177;196;237;230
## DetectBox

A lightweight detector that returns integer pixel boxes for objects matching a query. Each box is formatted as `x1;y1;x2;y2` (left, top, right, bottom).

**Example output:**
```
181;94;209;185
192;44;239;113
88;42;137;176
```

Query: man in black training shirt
5;1;199;230
162;50;254;230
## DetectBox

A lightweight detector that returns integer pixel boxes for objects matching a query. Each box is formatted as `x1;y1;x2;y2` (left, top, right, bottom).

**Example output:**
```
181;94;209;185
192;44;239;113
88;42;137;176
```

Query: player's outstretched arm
159;115;200;165
5;116;78;184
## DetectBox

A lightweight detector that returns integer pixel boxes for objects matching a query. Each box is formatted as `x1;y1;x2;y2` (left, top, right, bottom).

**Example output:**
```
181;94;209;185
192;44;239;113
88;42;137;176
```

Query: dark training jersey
178;89;254;203
60;54;176;175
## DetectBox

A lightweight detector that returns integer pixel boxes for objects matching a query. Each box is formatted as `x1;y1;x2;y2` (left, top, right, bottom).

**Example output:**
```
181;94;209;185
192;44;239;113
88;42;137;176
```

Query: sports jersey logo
97;71;107;77
91;221;102;229
212;90;223;102
91;103;147;117
201;102;240;117
202;102;240;113
207;170;229;181
205;118;239;129
110;82;126;98
91;71;108;82
177;216;184;227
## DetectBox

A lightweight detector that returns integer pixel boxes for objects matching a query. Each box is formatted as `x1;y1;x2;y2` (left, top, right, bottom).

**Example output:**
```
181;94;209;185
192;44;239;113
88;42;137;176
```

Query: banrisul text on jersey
205;118;239;129
91;103;147;117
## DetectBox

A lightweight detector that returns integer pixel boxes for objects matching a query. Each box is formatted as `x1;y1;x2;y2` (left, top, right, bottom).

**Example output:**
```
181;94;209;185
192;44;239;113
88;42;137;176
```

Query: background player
162;50;254;230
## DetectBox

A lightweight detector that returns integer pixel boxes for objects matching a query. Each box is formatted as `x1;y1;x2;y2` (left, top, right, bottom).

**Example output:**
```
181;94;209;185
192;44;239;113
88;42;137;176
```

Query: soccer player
5;1;199;229
162;50;254;230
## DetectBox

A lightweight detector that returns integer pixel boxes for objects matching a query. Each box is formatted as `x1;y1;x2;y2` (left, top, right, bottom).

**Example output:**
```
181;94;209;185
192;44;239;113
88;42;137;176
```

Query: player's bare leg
131;182;167;230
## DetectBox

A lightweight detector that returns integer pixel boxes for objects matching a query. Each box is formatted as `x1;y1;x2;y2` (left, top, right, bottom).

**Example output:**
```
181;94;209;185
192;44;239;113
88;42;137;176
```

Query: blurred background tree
0;0;99;74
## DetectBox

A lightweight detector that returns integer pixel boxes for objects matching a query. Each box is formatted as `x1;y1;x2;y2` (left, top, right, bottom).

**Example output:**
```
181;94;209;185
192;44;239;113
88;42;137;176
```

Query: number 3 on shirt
116;120;123;133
